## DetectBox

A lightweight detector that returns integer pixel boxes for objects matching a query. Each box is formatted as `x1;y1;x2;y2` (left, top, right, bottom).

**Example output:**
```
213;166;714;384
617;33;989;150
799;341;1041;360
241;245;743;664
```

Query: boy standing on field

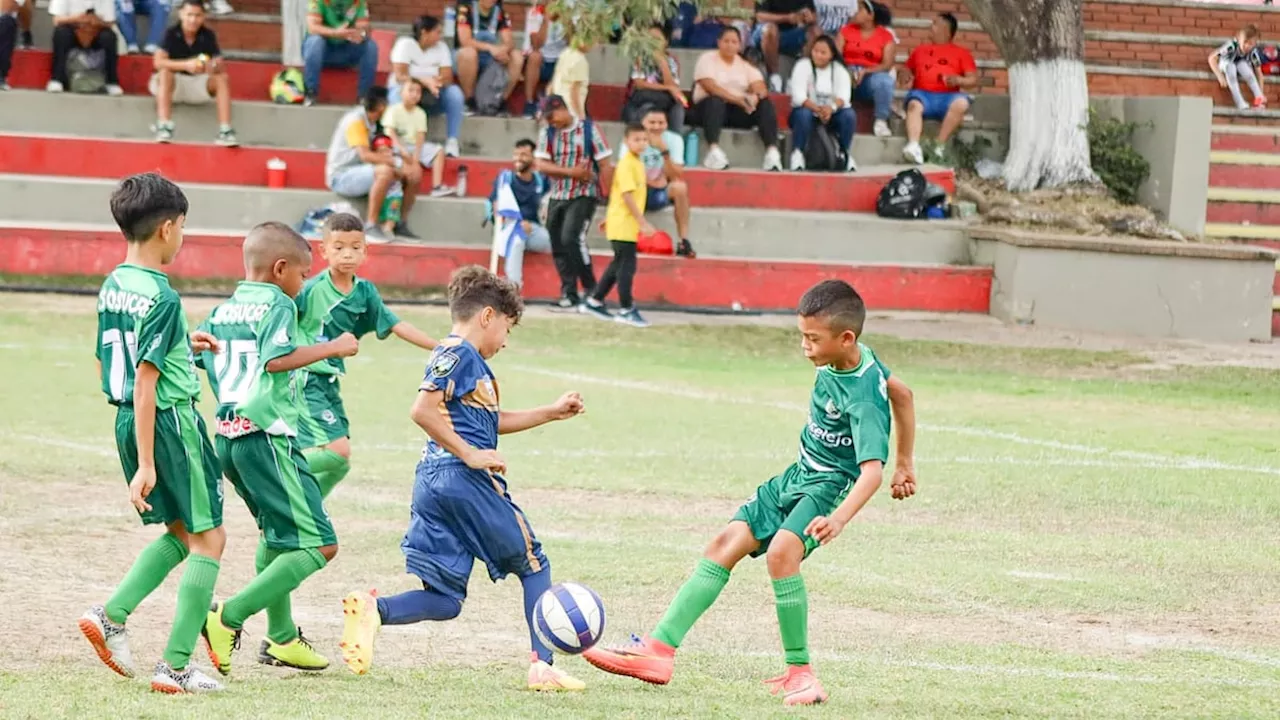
583;123;653;328
584;279;918;706
80;172;226;694
196;222;360;674
338;266;589;692
295;211;439;499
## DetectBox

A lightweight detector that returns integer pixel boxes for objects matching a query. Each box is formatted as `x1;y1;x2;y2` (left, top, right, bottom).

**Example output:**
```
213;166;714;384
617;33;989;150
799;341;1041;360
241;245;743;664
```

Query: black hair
641;104;666;118
718;25;741;42
798;280;866;337
110;172;189;243
809;35;839;63
448;265;524;323
872;1;893;28
938;12;958;39
413;14;440;36
624;122;647;136
243;221;311;273
363;85;389;112
514;138;536;151
322;212;364;235
180;0;206;10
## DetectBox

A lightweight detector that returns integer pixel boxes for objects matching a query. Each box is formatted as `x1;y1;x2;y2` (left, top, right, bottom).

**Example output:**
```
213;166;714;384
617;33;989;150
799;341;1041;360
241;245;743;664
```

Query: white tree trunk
1002;58;1096;191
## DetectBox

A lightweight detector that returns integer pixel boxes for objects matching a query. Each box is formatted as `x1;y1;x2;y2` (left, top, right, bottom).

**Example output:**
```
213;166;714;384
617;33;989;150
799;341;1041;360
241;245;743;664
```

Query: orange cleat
765;664;828;706
582;634;676;685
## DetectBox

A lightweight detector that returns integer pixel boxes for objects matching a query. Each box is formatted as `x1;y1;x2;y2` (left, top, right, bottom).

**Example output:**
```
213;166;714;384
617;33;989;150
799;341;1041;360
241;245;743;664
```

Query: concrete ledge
969;227;1276;342
1205;222;1280;240
1210;151;1280;166
1207;187;1280;203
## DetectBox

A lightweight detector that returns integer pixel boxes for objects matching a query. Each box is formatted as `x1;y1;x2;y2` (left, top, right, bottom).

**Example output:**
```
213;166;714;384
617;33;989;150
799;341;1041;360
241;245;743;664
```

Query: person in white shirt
388;15;464;157
47;0;122;94
787;35;855;171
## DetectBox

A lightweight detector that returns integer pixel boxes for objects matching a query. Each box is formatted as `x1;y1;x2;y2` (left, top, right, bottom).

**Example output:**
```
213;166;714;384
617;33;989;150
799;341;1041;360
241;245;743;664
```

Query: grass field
2;292;1279;719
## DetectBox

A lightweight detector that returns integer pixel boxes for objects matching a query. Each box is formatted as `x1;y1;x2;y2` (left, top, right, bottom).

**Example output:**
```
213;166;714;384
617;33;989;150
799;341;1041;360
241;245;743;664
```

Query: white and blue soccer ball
533;582;605;655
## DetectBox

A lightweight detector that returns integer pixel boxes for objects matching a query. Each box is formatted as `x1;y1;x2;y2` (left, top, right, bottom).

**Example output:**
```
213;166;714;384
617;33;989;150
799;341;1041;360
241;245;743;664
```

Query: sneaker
340;590;381;675
845;153;859;172
464;99;477;117
765;664;828;706
430;184;457;197
201;602;242;676
1254;95;1268;109
78;605;135;678
363;223;391;244
582;634;675;685
19;30;33;49
207;0;234;14
215;128;239;147
106;84;124;97
0;80;10;91
769;73;783;93
676;239;696;258
555;296;578;310
304;94;317;107
789;148;805;171
702;145;729;170
445;137;461;157
151;660;224;694
522;103;538;119
873;119;892;138
615;308;650;328
126;43;141;55
393;222;421;240
762;146;782;172
902;141;924;165
154;122;174;143
582;298;612;321
143;43;159;54
528;654;586;691
46;80;64;93
258;627;330;671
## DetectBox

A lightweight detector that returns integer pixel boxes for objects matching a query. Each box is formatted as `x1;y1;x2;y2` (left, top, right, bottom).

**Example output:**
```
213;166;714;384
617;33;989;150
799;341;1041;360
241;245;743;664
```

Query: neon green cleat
258;627;330;671
339;590;381;675
201;602;242;676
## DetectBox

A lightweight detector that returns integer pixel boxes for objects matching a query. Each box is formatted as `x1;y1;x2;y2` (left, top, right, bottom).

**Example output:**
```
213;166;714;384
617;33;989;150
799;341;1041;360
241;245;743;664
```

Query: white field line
6;433;115;457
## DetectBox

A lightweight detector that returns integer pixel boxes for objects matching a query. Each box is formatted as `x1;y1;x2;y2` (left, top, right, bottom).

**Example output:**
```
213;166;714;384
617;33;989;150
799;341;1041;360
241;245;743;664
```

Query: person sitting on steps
901;12;978;165
150;0;238;147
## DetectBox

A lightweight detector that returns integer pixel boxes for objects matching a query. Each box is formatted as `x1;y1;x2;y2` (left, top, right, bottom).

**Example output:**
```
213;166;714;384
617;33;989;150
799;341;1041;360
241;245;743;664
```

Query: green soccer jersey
796;343;892;481
295;270;399;375
95;264;201;409
197;282;305;437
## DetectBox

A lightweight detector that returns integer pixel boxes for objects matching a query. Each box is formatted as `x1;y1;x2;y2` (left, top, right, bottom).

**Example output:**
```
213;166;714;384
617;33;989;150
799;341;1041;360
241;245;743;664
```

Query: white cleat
78;605;136;678
151;660;225;694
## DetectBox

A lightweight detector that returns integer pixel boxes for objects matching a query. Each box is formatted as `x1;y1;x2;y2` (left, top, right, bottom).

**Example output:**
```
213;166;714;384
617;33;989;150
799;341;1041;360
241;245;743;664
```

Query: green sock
162;553;220;670
255;539;299;645
651;558;731;648
105;533;189;624
305;448;351;499
222;548;327;630
772;574;809;666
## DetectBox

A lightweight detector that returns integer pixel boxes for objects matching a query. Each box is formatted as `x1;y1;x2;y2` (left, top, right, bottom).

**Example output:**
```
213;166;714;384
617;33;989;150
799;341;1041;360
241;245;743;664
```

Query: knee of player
374;164;396;180
764;533;804;576
762;22;779;39
669;179;688;197
318;543;339;562
189;526;228;558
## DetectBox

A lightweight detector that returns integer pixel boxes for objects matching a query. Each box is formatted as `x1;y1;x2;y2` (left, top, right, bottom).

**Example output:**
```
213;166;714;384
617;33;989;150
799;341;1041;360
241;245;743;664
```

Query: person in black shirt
150;0;237;146
751;0;816;93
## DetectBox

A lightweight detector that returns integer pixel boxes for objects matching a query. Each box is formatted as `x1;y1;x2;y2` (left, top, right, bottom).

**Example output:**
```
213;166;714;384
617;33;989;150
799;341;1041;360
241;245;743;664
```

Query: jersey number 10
212;339;260;405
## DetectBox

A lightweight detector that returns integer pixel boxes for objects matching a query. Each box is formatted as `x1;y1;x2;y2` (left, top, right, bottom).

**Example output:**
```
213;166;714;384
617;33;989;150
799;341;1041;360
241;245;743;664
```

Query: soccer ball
532;582;605;655
269;68;306;104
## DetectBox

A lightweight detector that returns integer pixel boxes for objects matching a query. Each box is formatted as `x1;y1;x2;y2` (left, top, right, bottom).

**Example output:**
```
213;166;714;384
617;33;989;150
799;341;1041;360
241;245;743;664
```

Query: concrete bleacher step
0;173;974;267
0;223;992;313
1206;187;1280;227
1211;123;1280;152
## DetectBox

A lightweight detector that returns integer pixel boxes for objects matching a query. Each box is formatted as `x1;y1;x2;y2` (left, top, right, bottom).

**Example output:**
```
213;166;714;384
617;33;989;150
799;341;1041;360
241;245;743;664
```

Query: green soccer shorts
216;431;337;551
732;463;850;558
114;403;224;533
297;372;349;449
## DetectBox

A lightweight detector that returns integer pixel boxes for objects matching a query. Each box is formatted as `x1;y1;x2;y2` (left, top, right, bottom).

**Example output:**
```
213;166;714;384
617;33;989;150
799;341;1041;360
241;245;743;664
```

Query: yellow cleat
339;590;381;675
201;602;241;676
258;627;329;671
528;656;587;692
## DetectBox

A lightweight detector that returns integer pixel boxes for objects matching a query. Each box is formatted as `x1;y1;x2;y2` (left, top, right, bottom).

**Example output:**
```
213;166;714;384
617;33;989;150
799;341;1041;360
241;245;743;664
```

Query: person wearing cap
389;14;465;158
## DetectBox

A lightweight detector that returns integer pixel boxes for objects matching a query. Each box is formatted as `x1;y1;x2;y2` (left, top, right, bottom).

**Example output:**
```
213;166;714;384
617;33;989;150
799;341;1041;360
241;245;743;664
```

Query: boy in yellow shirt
583;124;653;328
382;79;456;206
548;36;591;119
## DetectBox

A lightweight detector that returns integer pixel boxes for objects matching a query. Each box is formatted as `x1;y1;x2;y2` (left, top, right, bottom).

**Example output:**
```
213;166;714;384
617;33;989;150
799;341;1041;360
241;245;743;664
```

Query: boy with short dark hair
81;172;226;694
196;222;360;675
584;123;653;327
339;266;589;692
584;279;918;707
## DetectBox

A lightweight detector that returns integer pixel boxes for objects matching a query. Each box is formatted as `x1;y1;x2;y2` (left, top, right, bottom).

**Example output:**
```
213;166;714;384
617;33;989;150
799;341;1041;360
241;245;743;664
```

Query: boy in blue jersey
340;265;588;691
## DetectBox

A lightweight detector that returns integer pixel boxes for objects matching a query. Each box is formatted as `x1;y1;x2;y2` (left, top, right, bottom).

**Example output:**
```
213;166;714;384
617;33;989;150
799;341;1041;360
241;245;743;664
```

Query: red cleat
582;634;676;685
765;664;829;706
1254;95;1269;109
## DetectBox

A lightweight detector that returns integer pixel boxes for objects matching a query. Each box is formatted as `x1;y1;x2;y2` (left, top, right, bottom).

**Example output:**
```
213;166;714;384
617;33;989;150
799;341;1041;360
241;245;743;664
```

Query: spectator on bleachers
624;23;686;132
116;0;170;55
490;138;552;289
150;0;237;146
788;35;855;171
389;15;464;158
325;87;420;242
752;0;816;94
671;1;725;50
535;94;608;308
282;0;307;70
384;78;457;207
548;33;590;119
0;0;22;90
48;0;123;95
1211;24;1266;109
901;12;977;165
639;106;695;258
521;1;567;118
689;26;782;171
302;0;378;105
838;0;895;137
454;0;524;115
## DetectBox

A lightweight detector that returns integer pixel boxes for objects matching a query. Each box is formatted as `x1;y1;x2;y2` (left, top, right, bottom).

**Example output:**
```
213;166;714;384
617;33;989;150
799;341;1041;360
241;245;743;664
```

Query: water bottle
444;6;456;40
455;164;468;196
381;182;404;225
683;132;699;167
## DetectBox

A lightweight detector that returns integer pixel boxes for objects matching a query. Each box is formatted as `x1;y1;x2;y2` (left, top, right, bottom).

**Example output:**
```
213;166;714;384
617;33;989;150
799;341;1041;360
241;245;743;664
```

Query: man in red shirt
901;12;978;164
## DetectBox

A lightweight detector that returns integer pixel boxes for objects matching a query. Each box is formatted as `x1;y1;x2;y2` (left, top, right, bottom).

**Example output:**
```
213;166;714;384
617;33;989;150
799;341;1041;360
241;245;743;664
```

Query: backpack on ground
876;168;929;219
803;123;843;172
474;61;509;115
67;47;106;94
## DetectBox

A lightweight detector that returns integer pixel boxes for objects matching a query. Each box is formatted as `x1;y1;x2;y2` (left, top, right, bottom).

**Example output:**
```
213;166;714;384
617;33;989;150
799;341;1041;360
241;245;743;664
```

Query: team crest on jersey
272;327;290;346
429;351;459;378
824;399;841;420
322;410;337;425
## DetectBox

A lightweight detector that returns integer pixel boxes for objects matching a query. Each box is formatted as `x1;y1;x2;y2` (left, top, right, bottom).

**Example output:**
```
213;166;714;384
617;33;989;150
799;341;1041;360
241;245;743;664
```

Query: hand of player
890;464;917;500
344;28;365;43
741;94;758;113
329;332;360;358
551;391;585;420
465;448;507;475
571;160;593;181
423;75;442;95
185;57;205;73
804;515;845;546
817;105;833;123
188;330;219;354
129;465;157;513
640;220;657;236
669;87;688;107
1218;75;1229;89
492;45;511;63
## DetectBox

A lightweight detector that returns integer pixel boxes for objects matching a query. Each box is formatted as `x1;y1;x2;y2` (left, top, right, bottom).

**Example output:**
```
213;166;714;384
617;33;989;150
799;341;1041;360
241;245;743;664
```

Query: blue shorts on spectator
904;89;970;121
751;23;807;55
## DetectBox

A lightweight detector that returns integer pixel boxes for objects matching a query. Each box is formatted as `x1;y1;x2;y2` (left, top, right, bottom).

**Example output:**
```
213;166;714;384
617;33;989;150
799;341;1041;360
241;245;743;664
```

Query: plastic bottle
455;164;468;197
381;182;404;226
683;132;699;167
444;6;456;40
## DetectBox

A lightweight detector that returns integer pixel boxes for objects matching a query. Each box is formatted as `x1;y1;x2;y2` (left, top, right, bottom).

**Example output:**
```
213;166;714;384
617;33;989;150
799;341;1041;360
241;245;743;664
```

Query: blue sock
376;587;462;626
521;567;554;664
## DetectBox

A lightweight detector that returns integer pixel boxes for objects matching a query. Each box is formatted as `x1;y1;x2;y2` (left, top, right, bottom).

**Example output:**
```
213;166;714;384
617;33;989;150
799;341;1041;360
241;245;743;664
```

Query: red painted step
1274;309;1280;338
4;49;794;128
1211;131;1280;154
1209;163;1280;189
0;134;952;213
0;227;993;313
1205;201;1280;226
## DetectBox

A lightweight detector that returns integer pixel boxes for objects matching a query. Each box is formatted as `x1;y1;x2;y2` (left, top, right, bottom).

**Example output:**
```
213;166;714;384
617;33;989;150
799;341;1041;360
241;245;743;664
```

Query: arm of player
264;333;359;373
391;321;438;351
410;389;507;473
805;459;884;545
130;362;161;513
622;190;656;236
498;392;584;435
887;375;916;500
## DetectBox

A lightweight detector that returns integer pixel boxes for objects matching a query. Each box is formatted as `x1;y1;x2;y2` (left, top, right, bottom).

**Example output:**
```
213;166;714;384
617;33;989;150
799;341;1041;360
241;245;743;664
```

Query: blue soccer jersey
419;336;500;461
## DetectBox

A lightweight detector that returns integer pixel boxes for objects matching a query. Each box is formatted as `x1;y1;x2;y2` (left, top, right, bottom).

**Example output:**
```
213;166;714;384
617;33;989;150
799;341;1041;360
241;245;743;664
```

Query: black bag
804;123;843;172
876;169;929;219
